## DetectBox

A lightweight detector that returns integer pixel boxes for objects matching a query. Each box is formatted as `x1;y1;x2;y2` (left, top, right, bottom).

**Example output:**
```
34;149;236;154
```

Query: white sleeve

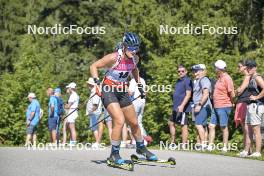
140;78;146;89
68;94;75;103
129;79;137;93
92;95;100;105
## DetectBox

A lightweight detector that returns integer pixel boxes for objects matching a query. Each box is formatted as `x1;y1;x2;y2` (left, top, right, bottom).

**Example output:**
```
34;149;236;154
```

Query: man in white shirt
86;78;103;149
65;82;79;146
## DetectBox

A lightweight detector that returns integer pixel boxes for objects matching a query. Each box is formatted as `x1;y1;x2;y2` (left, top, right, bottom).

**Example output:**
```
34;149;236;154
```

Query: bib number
118;72;129;79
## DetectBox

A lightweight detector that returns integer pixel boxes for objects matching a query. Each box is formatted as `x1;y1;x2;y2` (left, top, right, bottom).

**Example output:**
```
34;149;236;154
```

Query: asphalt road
0;147;263;176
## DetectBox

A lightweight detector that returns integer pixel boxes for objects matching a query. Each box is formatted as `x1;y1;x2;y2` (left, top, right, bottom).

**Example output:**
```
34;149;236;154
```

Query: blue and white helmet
123;32;140;52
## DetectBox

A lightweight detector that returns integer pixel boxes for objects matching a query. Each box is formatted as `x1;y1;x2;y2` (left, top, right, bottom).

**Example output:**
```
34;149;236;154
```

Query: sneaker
207;145;214;152
109;151;125;165
195;143;202;151
131;140;136;145
180;143;188;150
136;145;157;161
120;141;126;148
222;146;228;153
238;150;249;158
249;152;262;158
24;142;32;147
92;143;100;149
68;141;76;147
201;144;208;151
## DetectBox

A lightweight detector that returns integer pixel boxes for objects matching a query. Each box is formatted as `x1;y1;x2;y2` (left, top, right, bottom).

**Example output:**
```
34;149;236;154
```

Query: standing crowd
24;59;263;158
24;77;151;149
169;59;264;158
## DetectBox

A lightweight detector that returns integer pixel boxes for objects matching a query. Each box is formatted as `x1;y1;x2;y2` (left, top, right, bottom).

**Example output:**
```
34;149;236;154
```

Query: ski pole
87;95;141;130
61;93;97;121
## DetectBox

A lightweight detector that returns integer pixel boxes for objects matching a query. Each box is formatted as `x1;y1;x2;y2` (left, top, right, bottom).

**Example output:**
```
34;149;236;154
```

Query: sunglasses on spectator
192;69;200;73
178;70;185;73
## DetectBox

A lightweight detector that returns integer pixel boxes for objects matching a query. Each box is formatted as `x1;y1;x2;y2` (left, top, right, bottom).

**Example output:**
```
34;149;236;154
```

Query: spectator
244;59;264;157
62;88;70;145
208;60;235;152
65;82;79;146
235;60;253;157
47;88;59;144
129;76;152;146
54;88;64;144
25;93;41;147
129;77;147;136
191;64;212;150
168;65;192;148
86;78;103;149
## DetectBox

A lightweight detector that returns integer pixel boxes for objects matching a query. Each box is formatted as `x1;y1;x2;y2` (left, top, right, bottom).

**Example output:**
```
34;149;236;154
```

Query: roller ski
131;154;176;165
131;145;176;165
106;150;134;171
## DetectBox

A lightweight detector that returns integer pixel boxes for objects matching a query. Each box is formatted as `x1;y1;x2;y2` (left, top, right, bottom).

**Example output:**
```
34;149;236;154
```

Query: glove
93;78;102;97
93;78;100;85
137;83;145;99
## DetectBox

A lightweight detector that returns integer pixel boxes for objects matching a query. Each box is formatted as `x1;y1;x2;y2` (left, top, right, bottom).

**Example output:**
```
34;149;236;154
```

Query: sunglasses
127;46;139;53
178;70;185;73
192;69;200;73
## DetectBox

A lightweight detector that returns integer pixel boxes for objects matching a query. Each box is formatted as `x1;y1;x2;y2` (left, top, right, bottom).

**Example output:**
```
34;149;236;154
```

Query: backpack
251;74;264;94
199;76;216;104
56;97;64;116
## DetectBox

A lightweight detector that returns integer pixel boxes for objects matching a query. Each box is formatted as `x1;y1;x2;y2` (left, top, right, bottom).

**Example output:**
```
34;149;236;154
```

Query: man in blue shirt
168;65;192;148
47;88;59;144
25;93;41;147
54;87;64;145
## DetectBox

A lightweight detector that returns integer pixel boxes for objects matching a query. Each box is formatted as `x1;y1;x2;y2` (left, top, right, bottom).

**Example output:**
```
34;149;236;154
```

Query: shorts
101;84;131;108
89;113;100;131
67;112;78;123
211;107;232;127
169;111;189;125
195;105;211;126
246;103;264;126
48;117;58;131
27;125;37;135
234;102;247;127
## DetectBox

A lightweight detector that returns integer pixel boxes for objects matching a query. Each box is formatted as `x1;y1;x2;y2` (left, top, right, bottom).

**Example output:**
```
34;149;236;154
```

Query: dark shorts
101;84;132;109
169;111;189;125
27;125;37;135
48;117;58;131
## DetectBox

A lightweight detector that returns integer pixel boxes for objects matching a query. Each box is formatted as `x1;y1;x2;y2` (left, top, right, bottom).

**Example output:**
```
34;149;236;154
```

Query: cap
191;64;206;71
86;77;96;85
28;93;36;98
66;82;77;89
54;88;61;93
214;60;227;70
245;59;257;68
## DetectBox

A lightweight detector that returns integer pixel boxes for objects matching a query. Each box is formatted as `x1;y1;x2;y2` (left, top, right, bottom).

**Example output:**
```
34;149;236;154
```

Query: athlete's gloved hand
93;78;102;97
138;83;145;99
93;78;100;85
